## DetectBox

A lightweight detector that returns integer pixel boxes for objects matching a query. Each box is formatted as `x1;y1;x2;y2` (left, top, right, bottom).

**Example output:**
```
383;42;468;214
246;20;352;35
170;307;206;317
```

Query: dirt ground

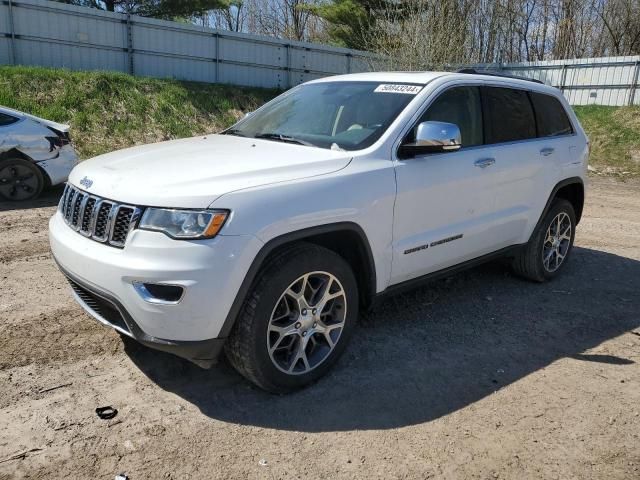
1;177;639;480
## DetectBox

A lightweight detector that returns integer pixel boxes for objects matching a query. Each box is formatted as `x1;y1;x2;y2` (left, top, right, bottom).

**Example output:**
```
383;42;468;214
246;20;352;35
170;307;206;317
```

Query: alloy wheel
542;212;572;272
0;162;40;200
267;271;347;375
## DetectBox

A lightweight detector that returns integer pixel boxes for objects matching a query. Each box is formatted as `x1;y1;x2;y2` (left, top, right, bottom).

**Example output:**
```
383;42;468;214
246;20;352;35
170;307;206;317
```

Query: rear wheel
512;198;576;282
225;243;358;393
0;158;44;201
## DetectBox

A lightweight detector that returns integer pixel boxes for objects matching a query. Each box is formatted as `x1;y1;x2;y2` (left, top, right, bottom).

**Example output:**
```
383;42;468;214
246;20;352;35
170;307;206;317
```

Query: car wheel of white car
0;158;44;201
225;242;358;393
512;198;576;282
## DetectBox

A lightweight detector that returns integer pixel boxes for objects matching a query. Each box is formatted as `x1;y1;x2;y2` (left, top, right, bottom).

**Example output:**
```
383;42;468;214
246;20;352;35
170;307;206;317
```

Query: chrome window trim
392;79;579;162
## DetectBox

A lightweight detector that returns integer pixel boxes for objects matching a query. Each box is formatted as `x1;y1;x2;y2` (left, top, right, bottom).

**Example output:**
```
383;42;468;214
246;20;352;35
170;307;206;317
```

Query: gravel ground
1;177;639;480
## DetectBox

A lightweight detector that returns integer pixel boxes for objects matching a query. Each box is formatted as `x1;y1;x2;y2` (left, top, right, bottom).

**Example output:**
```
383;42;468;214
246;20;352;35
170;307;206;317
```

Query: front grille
59;184;141;248
66;277;130;333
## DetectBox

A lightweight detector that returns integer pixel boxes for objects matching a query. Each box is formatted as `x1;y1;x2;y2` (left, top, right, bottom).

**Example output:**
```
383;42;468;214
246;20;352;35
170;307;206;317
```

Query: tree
58;0;230;17
311;0;407;49
249;0;324;42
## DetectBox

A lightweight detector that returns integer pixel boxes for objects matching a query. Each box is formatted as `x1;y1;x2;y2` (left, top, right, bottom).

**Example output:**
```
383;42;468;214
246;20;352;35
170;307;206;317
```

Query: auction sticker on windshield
374;84;423;94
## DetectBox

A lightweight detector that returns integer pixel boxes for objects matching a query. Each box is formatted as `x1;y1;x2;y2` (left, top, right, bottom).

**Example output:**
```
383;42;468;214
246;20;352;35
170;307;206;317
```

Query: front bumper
49;210;262;367
59;263;225;367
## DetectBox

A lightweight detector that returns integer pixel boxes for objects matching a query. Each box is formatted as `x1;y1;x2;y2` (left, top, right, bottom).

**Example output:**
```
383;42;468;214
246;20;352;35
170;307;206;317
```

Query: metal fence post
629;61;640;106
285;43;291;89
7;0;16;65
214;32;220;83
125;14;134;74
559;63;568;92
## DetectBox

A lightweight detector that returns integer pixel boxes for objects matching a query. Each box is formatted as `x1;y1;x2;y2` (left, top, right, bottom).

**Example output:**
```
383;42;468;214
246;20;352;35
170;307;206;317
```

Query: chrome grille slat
77;194;90;230
105;204;120;244
79;197;96;236
94;201;114;242
110;206;136;247
59;184;70;215
88;199;103;235
64;189;76;223
59;184;140;249
71;192;85;230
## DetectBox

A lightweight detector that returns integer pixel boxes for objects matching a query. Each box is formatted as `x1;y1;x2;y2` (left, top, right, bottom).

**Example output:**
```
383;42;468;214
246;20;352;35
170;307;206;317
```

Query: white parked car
0;106;79;201
49;71;588;392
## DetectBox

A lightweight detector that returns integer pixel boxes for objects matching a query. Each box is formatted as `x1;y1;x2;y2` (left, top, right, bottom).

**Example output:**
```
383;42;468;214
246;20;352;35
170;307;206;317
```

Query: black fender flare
531;176;584;239
217;222;377;338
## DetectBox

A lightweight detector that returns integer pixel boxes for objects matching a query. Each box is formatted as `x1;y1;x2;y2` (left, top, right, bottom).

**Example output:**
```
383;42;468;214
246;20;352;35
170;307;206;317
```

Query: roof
311;70;562;96
310;71;452;85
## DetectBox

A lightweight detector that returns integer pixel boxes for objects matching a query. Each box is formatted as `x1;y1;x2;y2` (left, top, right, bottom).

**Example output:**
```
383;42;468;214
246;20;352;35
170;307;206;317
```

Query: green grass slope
0;66;278;159
574;105;640;176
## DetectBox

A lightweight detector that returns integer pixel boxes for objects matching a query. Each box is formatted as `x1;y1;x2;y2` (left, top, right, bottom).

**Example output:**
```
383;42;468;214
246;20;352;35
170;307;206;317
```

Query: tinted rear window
0;112;19;126
482;87;536;144
530;92;573;137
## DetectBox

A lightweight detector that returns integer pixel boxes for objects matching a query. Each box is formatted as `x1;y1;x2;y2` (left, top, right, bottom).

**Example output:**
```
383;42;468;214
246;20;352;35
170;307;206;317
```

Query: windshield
224;81;422;151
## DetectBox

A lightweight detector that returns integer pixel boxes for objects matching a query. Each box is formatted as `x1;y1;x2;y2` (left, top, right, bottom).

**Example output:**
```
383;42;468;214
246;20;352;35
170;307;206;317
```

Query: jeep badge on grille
79;176;93;189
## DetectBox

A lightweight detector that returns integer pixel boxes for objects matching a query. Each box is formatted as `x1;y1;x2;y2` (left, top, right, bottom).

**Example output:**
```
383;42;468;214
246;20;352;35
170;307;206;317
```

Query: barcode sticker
374;84;423;94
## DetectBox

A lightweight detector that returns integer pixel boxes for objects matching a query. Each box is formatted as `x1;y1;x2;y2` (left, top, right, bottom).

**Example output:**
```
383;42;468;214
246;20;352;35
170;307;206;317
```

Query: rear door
529;91;580;177
478;86;546;246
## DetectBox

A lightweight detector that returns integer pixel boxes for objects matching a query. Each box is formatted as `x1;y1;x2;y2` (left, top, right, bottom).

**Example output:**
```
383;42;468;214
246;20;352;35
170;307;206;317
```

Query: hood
0;106;70;132
68;135;352;208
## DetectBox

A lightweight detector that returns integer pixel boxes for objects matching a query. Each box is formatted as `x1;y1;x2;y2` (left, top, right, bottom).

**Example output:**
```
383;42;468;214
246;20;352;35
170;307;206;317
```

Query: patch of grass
0;66;278;159
574;105;640;176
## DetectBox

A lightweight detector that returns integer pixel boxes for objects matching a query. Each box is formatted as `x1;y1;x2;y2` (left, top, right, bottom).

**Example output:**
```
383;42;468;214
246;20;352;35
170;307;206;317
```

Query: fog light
133;282;184;304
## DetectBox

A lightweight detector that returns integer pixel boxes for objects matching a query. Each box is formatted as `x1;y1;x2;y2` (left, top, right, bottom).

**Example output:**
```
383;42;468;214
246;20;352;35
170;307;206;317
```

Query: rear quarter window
482;87;536;144
0;112;19;126
530;92;574;137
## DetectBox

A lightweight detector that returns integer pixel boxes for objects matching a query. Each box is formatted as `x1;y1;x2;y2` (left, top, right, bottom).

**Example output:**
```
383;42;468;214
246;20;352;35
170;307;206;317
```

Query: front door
390;85;502;285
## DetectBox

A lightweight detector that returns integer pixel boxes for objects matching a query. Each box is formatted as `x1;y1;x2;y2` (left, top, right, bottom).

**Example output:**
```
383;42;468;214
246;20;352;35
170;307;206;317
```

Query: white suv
49;71;588;392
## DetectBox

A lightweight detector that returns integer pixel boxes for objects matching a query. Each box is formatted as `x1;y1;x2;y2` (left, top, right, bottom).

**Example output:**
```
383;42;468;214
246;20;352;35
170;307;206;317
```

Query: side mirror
399;121;462;158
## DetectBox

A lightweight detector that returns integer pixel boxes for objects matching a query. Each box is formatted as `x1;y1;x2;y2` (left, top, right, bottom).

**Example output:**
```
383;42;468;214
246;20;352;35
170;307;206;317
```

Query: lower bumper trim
55;257;225;368
137;337;225;369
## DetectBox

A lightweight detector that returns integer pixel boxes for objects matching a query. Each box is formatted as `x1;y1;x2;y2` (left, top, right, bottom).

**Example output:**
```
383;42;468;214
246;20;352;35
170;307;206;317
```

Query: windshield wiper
254;133;314;147
222;128;248;137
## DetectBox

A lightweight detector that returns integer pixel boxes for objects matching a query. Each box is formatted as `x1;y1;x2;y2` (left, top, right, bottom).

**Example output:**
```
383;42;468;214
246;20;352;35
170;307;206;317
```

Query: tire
512;198;576;282
225;242;358;393
0;157;44;201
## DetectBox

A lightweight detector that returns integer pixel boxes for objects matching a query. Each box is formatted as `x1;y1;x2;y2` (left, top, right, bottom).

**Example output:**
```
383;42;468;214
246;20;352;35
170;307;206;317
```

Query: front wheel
512;198;576;282
225;243;358;393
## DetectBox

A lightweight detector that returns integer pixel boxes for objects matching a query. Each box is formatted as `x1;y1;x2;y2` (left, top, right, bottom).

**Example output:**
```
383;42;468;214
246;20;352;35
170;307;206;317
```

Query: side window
417;86;483;147
0;112;19;126
482;87;535;144
530;92;573;137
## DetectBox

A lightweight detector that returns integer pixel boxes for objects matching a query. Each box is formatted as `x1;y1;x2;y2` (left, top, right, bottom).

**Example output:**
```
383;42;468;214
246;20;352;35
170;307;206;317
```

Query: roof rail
456;68;544;85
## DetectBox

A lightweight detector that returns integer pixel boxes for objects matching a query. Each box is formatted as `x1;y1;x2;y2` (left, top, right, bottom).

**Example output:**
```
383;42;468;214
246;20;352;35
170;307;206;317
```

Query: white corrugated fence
0;0;372;89
481;57;640;106
1;0;639;105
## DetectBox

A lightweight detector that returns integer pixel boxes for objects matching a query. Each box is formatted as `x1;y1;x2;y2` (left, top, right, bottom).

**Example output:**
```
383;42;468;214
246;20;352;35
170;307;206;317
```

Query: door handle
540;147;555;156
474;158;495;168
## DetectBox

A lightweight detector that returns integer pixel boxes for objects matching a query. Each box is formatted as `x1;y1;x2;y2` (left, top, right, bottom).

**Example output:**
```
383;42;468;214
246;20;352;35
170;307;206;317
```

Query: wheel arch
0;148;52;187
534;177;584;236
218;222;377;338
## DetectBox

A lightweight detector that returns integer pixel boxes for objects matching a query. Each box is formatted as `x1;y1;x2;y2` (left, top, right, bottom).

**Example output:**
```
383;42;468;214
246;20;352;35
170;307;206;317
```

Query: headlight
139;208;228;239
